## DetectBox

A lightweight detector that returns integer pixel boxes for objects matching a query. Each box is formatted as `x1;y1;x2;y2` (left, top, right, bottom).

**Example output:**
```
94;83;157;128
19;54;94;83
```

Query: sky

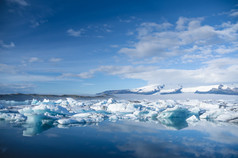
0;0;238;94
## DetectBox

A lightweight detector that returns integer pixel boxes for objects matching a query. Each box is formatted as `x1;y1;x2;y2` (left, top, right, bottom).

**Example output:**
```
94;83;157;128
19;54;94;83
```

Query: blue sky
0;0;238;94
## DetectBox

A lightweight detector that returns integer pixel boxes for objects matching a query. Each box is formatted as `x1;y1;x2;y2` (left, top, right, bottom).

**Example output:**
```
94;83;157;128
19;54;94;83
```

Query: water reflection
1;114;238;138
21;115;55;136
158;117;188;130
117;138;181;158
22;115;100;136
0;119;238;158
96;120;238;158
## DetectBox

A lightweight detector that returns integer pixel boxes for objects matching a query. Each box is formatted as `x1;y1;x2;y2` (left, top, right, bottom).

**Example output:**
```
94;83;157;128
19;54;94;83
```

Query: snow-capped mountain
194;84;238;95
97;84;164;95
98;84;238;95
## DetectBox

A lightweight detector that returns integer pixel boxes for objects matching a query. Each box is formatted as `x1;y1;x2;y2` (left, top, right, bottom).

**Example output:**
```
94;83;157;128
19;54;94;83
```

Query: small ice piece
0;113;26;122
157;106;190;119
122;114;137;120
43;99;50;103
133;111;140;116
216;111;238;122
107;103;137;113
144;111;158;119
186;115;199;122
107;98;116;104
0;104;4;109
66;98;76;105
57;112;105;125
31;99;39;105
109;115;119;122
0;100;31;106
57;118;81;125
199;111;222;120
19;104;69;116
188;107;201;115
90;104;107;111
73;113;92;118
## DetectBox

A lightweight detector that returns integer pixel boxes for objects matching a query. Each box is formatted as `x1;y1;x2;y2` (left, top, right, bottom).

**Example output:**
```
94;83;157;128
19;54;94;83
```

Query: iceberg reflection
23;115;55;136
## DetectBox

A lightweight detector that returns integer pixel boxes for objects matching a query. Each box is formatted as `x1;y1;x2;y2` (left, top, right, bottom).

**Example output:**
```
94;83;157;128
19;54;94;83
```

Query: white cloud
31;21;40;28
0;40;15;48
101;24;112;33
105;29;112;33
0;83;34;94
82;83;95;86
119;16;137;23
0;74;59;82
181;45;214;62
119;19;133;23
87;24;112;34
49;58;62;62
203;58;238;69
176;17;188;30
187;18;203;30
0;64;16;73
214;45;238;54
182;54;208;63
67;28;84;37
61;72;94;79
6;0;28;6
137;22;173;37
73;58;238;85
30;19;47;28
119;17;238;60
28;57;40;63
63;65;155;80
110;45;119;48
230;11;238;17
126;31;134;36
0;63;75;84
95;35;104;38
76;72;94;79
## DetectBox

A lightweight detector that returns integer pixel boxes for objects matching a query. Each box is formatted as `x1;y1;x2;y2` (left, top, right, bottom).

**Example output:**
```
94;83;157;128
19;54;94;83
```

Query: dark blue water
0;119;238;158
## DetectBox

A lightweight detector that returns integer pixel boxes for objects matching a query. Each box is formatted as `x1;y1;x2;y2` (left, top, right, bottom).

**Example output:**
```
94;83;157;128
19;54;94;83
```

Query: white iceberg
0;95;237;135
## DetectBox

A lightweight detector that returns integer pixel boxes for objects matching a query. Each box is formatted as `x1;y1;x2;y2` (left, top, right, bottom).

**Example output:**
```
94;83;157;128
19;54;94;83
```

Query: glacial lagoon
0;95;238;158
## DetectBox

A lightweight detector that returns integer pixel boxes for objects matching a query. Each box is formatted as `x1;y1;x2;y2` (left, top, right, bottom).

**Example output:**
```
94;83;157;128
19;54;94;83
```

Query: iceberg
0;96;238;136
58;112;105;125
0;112;26;122
186;115;199;123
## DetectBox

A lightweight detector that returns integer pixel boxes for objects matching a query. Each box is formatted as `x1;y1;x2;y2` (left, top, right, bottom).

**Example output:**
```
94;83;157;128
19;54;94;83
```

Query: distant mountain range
0;93;105;101
97;85;165;95
97;84;238;95
1;84;237;101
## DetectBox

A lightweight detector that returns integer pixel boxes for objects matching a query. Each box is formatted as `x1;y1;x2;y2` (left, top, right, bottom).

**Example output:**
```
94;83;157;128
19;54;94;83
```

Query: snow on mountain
182;85;220;93
195;84;238;95
130;84;165;94
160;87;182;95
97;84;164;95
98;84;238;95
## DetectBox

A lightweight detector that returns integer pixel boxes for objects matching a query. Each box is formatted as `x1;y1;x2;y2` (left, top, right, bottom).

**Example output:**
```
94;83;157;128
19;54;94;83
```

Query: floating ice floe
0;97;238;135
0;112;26;122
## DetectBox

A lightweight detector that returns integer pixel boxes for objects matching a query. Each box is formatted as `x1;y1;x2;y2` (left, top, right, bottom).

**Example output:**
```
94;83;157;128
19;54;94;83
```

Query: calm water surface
0;119;238;158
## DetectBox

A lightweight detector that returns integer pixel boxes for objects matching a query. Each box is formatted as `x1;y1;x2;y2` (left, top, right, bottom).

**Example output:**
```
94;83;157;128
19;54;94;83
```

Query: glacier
0;95;238;136
98;84;238;95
